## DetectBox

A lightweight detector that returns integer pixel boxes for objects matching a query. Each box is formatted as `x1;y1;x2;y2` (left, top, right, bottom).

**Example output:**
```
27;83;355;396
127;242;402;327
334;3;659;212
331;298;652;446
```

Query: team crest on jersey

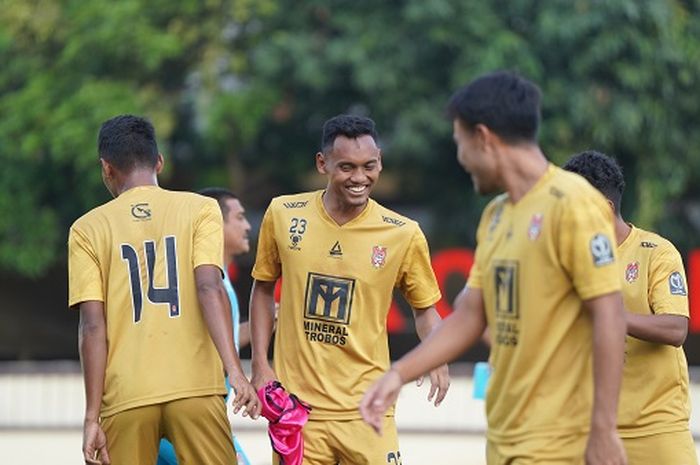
371;246;387;268
669;271;687;296
528;213;544;240
625;261;639;283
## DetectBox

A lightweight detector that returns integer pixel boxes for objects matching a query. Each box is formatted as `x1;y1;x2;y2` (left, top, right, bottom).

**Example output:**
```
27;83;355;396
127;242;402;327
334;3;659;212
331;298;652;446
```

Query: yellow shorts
622;430;697;465
273;416;400;465
487;433;587;465
101;395;236;465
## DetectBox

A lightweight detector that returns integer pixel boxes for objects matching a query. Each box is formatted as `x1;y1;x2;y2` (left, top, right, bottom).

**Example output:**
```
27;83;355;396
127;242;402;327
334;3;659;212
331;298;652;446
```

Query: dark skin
79;156;260;465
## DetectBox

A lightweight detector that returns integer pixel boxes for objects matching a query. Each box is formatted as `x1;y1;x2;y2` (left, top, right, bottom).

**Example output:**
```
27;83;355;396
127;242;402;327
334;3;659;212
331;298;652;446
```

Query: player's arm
624;313;687;347
195;264;260;418
250;279;278;390
360;287;486;433
78;300;110;465
412;306;450;406
238;321;251;349
584;291;627;465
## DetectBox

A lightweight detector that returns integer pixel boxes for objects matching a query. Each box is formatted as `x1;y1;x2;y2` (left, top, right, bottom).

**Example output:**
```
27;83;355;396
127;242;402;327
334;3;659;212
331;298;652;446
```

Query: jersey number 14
121;236;180;323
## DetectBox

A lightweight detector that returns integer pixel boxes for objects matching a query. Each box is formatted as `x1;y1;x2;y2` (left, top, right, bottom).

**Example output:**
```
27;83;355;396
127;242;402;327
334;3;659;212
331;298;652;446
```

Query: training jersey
467;165;621;443
616;225;691;437
252;190;441;420
68;186;227;417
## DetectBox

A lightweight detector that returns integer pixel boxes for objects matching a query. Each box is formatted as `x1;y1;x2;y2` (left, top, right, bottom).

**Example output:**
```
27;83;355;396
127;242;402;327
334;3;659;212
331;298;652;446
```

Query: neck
116;171;159;196
322;191;367;226
499;145;549;203
614;215;632;246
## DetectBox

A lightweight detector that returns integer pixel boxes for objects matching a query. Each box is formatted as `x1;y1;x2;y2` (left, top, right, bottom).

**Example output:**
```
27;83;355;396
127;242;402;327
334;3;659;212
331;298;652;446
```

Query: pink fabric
257;381;311;465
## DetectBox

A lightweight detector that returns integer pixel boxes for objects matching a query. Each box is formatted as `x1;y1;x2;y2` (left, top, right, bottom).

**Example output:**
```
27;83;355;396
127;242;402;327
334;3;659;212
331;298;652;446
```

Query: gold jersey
468;165;621;442
617;225;691;437
68;186;227;417
252;190;441;420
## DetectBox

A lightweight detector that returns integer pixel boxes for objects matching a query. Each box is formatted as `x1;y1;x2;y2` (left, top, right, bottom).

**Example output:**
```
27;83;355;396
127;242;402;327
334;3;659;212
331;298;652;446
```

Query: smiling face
452;119;500;194
316;134;382;213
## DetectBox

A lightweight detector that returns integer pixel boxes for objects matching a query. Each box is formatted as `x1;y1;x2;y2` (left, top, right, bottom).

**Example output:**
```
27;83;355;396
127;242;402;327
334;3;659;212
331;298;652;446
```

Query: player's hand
229;373;262;419
416;363;450;407
359;368;403;435
584;425;627;465
82;419;110;465
251;361;277;392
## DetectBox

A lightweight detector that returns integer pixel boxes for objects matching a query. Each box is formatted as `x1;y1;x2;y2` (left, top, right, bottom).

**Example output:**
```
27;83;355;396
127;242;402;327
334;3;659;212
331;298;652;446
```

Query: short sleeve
193;199;224;271
251;205;281;281
68;225;104;308
557;194;621;300
396;228;441;309
648;245;689;317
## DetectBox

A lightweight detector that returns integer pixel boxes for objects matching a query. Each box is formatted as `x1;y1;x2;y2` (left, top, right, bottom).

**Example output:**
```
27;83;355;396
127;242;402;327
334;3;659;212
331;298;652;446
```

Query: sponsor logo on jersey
494;260;519;346
371;246;387;268
549;186;565;199
640;241;658;248
669;271;688;296
130;203;151;220
329;241;343;258
283;201;308;209
382;215;406;227
590;233;614;267
528;213;543;241
303;273;354;346
625;261;639;283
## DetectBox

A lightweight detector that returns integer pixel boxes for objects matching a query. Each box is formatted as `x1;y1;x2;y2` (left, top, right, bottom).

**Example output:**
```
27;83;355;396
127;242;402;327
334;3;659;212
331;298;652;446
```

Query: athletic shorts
273;416;401;465
101;395;236;465
487;433;587;465
622;430;697;465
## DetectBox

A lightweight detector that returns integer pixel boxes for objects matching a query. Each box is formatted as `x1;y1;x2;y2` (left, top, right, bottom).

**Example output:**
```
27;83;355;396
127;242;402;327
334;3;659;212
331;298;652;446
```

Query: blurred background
2;0;700;463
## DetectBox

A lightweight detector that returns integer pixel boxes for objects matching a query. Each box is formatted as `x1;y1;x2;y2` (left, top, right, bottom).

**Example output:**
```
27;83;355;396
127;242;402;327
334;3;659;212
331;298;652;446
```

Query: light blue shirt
223;267;240;352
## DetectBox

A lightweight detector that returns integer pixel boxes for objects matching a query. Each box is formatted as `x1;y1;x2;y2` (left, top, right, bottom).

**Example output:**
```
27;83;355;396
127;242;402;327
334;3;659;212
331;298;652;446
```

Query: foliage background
2;0;700;358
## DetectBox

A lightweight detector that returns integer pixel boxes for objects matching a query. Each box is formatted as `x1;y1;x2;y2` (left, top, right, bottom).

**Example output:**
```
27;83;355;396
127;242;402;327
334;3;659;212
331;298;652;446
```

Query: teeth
348;186;365;193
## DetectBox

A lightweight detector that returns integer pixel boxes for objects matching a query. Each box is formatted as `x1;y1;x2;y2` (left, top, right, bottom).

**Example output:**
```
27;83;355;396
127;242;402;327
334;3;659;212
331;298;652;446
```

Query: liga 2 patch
590;233;614;267
669;271;688;296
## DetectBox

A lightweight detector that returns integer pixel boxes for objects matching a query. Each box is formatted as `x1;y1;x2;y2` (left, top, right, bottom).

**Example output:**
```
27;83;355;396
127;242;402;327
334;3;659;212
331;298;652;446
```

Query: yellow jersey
468;165;621;442
617;225;691;437
252;190;441;420
68;186;227;417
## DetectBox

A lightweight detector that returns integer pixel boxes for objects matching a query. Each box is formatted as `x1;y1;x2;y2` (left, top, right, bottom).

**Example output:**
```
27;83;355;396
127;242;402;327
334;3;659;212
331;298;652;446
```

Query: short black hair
447;71;541;144
321;115;378;154
198;187;238;219
98;115;159;172
563;150;625;213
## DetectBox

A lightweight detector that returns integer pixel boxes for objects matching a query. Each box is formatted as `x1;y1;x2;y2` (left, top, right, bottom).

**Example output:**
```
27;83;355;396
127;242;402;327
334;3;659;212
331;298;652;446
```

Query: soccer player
68;115;259;465
157;188;254;465
360;71;628;465
249;114;450;464
564;150;697;465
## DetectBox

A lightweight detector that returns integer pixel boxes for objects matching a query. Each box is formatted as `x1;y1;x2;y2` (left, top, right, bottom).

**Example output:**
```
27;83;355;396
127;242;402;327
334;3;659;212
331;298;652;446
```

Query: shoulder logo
625;261;639;283
382;215;406;227
669;271;687;296
329;241;343;258
371;246;387;268
131;203;151;221
640;241;658;248
528;213;543;241
590;233;614;267
283;201;308;209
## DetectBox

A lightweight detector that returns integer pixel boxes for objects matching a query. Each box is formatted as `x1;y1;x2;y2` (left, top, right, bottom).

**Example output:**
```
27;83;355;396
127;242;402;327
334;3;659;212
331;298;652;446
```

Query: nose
350;167;366;183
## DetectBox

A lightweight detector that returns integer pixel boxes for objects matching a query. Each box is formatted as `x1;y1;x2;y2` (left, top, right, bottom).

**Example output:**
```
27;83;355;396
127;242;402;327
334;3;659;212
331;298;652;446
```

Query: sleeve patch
669;271;688;296
590;233;614;267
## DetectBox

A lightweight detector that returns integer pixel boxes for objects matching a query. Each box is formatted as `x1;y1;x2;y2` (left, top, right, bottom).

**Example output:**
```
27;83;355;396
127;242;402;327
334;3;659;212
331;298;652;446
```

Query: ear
155;153;164;174
377;149;383;172
315;152;327;174
100;158;113;179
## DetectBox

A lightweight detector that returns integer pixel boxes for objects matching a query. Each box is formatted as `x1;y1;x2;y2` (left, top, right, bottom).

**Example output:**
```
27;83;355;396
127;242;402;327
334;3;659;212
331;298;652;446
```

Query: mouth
346;185;368;196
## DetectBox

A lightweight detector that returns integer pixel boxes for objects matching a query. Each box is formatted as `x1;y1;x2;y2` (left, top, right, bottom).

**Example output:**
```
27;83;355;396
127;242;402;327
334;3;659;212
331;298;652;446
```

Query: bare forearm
199;284;242;376
250;280;276;366
413;306;442;341
79;318;107;421
625;312;688;347
238;321;251;349
589;293;626;430
395;289;486;383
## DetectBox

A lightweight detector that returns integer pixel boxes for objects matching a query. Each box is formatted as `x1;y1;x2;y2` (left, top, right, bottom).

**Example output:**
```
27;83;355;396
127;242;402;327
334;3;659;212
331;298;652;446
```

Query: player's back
69;186;227;417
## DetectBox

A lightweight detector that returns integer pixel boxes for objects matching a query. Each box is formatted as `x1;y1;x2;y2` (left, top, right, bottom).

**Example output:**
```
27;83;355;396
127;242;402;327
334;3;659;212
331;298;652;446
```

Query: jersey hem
410;292;442;310
486;425;588;443
308;407;395;421
618;422;691;438
100;386;227;418
576;283;621;301
68;295;104;308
